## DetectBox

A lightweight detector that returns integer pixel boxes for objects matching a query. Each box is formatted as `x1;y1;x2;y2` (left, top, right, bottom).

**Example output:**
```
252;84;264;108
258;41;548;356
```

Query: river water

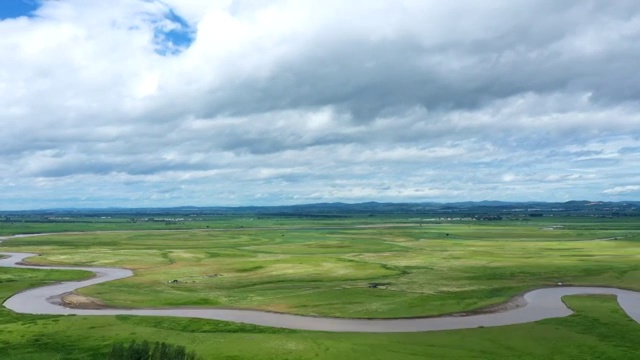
1;234;639;332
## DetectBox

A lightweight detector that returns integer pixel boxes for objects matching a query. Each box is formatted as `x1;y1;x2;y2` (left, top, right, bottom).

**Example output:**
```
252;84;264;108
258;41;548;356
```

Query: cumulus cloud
603;186;640;195
1;0;640;209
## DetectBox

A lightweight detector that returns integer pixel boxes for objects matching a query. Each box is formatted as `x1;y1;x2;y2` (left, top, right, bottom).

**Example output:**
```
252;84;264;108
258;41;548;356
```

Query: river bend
1;234;639;332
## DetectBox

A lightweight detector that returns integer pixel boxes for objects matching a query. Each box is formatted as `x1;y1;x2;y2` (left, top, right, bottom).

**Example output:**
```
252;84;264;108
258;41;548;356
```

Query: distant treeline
2;201;639;219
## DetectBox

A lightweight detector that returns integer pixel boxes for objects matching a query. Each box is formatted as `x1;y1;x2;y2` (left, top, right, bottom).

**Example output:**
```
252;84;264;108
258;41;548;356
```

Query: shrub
107;340;202;360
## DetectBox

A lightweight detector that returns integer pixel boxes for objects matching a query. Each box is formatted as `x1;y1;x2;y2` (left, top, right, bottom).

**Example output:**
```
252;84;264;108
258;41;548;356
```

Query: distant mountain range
2;201;639;216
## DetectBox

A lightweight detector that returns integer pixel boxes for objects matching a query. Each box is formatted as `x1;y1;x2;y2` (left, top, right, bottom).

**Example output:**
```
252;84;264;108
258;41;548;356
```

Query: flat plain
1;216;640;359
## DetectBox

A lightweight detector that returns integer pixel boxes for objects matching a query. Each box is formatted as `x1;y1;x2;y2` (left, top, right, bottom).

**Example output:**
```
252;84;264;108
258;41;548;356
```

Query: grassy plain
1;218;640;318
0;215;411;236
2;217;640;358
1;267;639;359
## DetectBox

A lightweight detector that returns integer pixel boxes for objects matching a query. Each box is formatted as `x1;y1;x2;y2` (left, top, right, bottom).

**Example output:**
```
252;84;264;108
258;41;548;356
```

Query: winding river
1;234;639;332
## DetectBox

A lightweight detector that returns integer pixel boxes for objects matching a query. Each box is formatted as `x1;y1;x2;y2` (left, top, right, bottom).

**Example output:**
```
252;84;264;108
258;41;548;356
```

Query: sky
1;0;640;210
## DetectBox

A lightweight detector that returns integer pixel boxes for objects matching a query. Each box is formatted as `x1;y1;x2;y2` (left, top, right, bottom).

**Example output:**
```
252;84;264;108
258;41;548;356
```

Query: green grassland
1;267;639;359
2;219;640;318
0;214;415;236
0;214;637;236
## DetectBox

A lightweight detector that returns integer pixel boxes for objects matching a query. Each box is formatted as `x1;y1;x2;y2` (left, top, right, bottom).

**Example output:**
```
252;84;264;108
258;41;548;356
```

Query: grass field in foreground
1;267;639;359
1;218;640;318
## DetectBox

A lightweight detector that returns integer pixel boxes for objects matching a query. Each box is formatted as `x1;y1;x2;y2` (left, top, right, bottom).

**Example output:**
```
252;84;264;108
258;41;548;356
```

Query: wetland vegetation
1;207;640;359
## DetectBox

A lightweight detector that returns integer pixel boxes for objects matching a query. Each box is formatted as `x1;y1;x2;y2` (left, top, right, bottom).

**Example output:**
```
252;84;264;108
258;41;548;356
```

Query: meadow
1;216;640;358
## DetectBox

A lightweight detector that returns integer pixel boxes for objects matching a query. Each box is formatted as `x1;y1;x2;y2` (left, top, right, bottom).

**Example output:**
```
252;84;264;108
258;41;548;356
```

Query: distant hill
2;201;639;217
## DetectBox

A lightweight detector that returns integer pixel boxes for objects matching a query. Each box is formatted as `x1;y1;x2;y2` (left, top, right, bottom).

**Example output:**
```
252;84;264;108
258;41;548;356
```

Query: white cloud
1;0;640;209
603;186;640;195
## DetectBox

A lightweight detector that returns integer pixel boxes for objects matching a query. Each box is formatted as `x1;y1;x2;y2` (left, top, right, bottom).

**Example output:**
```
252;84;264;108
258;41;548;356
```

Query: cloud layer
1;0;640;209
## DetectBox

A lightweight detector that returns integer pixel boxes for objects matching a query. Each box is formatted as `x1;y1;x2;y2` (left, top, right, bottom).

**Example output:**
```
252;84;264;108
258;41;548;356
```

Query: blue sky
0;0;39;19
151;8;195;55
1;0;640;210
1;0;194;55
